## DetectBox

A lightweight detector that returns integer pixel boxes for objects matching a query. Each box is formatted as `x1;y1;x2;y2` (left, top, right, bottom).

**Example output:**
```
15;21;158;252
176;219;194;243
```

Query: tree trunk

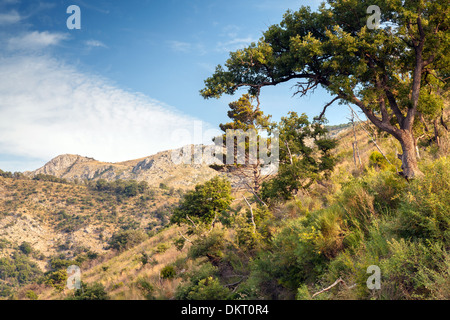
397;130;423;179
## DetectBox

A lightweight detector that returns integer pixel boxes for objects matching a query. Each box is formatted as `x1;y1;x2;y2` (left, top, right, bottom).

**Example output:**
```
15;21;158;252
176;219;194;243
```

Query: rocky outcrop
28;145;222;189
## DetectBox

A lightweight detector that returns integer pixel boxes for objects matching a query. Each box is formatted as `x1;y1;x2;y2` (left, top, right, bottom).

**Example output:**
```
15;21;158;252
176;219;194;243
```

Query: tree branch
312;278;356;298
317;96;340;121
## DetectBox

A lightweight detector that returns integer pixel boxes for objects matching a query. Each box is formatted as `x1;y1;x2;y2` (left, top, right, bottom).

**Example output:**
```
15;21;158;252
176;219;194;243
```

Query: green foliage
260;113;337;206
159;182;169;190
156;243;169;254
173;237;186;251
44;269;67;292
91;179;149;198
369;151;390;171
0;169;13;178
69;282;109;300
175;263;230;300
245;156;450;299
296;284;312;300
49;258;73;271
135;277;155;300
378;239;448;299
219;94;271;132
19;241;33;255
33;174;67;184
188;230;225;261
397;157;450;242
0;252;43;288
201;0;449;179
25;290;38;300
183;277;230;300
160;265;176;280
108;229;148;251
139;252;155;266
171;177;233;227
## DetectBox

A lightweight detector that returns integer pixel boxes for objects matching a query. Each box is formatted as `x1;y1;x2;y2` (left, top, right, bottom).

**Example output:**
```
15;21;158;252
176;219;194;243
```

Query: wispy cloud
0;9;21;25
0;55;210;169
7;31;69;51
216;36;257;52
85;39;108;49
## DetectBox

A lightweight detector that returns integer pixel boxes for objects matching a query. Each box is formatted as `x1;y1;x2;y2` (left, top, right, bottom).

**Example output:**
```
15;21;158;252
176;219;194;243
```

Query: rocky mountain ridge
26;145;222;189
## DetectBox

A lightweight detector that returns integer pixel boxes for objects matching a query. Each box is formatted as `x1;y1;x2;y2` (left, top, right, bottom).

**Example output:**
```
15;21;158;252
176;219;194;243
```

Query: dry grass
37;224;192;300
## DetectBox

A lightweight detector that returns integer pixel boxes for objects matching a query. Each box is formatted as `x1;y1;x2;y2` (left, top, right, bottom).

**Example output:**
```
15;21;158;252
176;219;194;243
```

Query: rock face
28;145;221;189
33;154;92;176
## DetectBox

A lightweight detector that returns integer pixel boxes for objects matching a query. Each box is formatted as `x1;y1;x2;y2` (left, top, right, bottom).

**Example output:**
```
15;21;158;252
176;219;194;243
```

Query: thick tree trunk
397;130;423;179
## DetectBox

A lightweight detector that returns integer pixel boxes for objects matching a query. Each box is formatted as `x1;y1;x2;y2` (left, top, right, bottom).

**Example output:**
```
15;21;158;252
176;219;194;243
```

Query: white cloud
85;39;108;48
0;55;212;169
216;36;257;52
0;9;21;25
7;31;69;51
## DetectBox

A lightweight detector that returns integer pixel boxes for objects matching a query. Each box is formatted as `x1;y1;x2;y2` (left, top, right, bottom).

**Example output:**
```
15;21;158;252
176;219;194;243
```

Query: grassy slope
2;116;449;300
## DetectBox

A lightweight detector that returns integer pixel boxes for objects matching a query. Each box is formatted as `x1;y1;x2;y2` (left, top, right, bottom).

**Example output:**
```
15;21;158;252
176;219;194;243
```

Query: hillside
25;145;221;190
1;118;449;301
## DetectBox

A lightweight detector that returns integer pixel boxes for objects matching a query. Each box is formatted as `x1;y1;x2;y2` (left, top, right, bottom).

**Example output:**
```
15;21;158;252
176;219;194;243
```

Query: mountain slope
27;145;220;189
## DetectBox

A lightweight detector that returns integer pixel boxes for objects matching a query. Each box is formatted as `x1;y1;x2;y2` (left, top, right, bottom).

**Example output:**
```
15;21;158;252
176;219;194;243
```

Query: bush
188;230;225;261
370;239;449;300
0;252;43;286
156;243;169;254
248;218;326;298
69;282;109;300
44;269;67;292
397;157;450;242
184;277;230;300
25;290;38;300
160;265;176;279
369;151;393;171
19;242;33;255
135;277;154;300
108;230;148;251
171;177;233;227
33;174;67;183
175;263;230;300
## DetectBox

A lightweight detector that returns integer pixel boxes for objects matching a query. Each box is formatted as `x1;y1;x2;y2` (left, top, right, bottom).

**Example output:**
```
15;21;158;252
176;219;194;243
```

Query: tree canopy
201;0;449;179
170;176;234;227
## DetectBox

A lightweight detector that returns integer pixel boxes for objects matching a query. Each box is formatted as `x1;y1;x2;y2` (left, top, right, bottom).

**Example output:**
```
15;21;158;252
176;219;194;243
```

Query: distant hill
25;145;221;190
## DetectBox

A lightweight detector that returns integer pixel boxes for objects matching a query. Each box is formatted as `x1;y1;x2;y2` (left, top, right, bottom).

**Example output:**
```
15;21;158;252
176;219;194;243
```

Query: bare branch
177;230;192;244
317;96;340;121
312;278;356;298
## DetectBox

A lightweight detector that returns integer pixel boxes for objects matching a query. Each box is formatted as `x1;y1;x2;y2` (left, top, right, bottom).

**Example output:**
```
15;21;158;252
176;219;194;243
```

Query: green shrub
108;229;148;251
44;269;67;292
0;252;43;286
175;262;230;300
188;230;225;260
69;282;109;300
160;265;176;279
25;290;38;300
397;157;450;242
156;243;169;254
248;218;326;297
173;237;186;252
171;176;233;227
135;277;154;300
19;242;32;255
296;284;312;300
369;151;392;171
184;277;230;300
375;239;449;300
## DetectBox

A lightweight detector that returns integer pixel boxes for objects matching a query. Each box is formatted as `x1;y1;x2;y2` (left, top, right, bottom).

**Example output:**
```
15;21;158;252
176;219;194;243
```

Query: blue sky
0;0;353;172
